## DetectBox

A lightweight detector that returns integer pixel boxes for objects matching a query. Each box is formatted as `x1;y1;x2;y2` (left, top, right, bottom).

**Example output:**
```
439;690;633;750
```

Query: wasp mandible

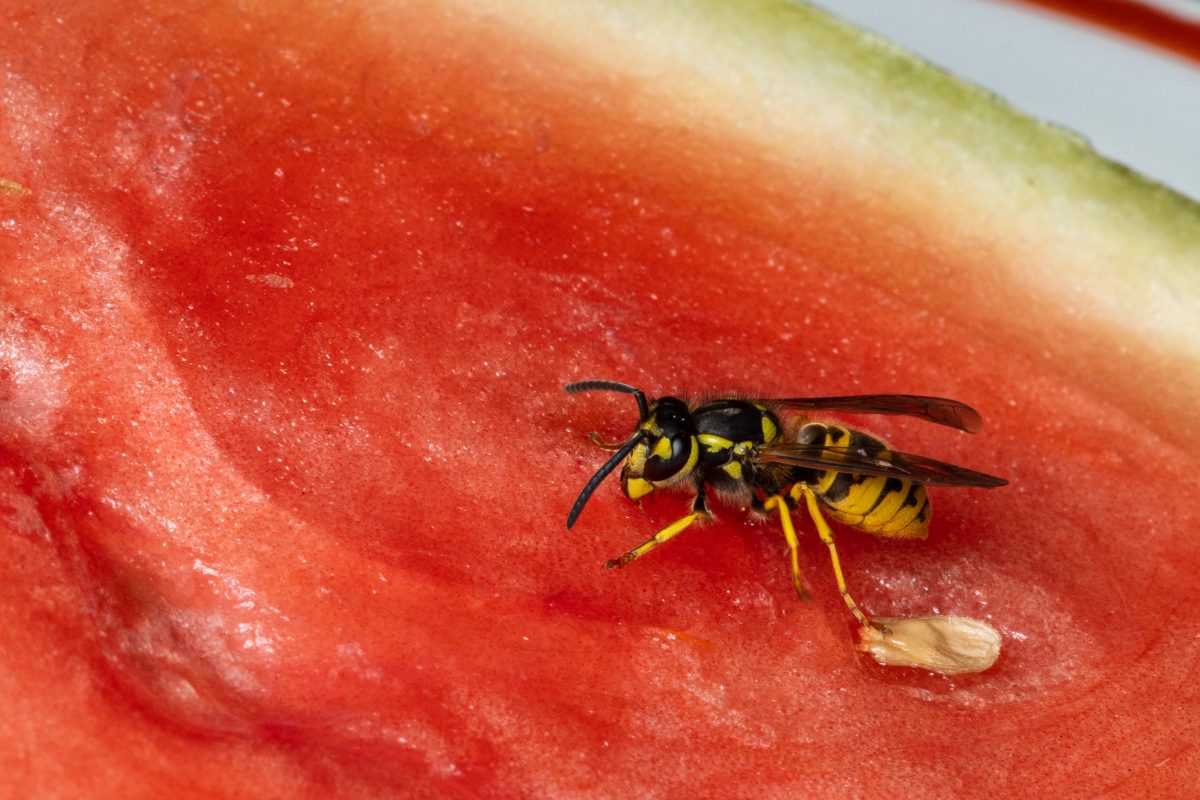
564;380;1007;629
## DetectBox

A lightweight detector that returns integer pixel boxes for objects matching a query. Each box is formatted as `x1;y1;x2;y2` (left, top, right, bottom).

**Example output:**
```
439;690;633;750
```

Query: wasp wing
763;395;985;433
755;443;1008;487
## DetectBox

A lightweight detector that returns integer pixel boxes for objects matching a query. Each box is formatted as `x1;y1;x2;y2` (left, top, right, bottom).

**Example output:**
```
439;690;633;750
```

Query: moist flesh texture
2;1;1199;798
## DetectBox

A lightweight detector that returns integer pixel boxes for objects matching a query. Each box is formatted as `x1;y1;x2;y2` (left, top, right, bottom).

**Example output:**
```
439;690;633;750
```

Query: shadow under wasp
564;380;1007;629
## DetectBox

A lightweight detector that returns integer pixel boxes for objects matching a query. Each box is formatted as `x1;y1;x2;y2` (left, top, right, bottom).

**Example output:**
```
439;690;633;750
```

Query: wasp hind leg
788;485;877;630
605;489;711;569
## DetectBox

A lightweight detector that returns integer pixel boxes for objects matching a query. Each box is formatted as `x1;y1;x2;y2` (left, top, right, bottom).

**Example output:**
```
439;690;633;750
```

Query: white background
808;0;1200;201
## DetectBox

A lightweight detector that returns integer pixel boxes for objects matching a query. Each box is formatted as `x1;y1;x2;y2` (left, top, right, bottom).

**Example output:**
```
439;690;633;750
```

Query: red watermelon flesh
2;1;1199;797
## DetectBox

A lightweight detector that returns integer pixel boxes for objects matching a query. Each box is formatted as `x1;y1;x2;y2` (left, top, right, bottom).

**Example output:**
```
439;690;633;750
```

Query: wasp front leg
605;487;712;569
587;431;626;451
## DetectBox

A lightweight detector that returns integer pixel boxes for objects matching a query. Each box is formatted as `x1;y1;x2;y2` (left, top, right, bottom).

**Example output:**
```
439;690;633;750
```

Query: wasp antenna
564;380;650;420
566;431;648;529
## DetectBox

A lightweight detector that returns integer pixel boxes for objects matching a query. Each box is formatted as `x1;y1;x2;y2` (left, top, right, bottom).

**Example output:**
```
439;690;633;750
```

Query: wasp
564;380;1007;628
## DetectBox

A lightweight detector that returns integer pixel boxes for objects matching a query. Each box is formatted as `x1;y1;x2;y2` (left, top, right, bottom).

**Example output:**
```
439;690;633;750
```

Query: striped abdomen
811;425;931;540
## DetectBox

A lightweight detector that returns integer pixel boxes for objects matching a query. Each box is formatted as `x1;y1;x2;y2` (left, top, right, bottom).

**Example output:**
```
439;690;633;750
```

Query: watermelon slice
2;0;1198;797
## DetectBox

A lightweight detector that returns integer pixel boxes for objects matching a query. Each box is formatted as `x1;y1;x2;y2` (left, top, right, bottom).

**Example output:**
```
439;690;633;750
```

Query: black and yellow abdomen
811;425;931;540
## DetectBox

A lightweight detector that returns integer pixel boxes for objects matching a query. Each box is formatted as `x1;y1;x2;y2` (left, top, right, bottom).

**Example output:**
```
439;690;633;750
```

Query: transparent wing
755;443;1008;487
763;394;985;433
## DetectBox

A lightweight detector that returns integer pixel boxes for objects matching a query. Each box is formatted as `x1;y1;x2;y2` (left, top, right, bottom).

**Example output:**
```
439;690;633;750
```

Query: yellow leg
763;495;810;600
793;485;875;629
587;432;625;451
605;512;705;569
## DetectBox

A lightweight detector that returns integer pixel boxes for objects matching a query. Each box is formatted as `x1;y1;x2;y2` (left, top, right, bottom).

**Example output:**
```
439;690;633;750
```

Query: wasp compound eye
642;433;692;481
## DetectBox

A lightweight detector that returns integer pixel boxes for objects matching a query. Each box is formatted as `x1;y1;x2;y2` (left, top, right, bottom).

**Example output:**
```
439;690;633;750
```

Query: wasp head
564;381;697;528
619;396;698;500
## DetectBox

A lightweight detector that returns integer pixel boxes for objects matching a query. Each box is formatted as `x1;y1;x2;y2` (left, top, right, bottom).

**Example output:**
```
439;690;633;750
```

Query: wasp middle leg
784;484;877;630
762;494;811;601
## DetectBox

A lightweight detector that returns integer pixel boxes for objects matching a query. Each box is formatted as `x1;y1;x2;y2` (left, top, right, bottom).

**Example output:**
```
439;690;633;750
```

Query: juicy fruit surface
2;0;1199;797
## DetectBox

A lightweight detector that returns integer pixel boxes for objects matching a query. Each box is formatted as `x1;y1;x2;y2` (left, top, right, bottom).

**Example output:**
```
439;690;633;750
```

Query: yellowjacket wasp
565;380;1007;629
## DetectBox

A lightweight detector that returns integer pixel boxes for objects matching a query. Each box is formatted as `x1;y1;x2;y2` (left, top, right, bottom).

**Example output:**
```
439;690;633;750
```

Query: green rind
621;0;1200;239
481;0;1200;344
